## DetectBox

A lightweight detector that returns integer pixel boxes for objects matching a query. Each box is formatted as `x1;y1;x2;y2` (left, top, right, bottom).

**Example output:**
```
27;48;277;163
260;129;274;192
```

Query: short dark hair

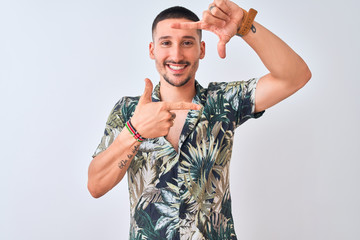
152;6;202;40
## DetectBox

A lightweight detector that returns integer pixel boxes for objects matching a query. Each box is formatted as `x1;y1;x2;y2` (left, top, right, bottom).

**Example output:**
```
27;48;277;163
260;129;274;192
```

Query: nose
170;44;184;62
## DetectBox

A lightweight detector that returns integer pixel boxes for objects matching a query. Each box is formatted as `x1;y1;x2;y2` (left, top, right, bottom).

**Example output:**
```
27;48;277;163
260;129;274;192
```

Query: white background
1;0;359;239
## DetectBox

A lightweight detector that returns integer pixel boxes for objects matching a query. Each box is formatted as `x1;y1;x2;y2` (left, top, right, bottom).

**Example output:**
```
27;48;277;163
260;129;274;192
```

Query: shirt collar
149;80;206;151
151;80;206;106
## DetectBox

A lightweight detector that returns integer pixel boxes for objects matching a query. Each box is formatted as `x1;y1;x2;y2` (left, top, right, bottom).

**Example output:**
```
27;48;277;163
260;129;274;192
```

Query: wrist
125;119;145;142
236;8;258;37
236;8;246;31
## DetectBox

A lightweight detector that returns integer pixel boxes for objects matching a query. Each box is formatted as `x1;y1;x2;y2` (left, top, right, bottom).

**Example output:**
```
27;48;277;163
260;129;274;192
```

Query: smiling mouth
164;61;190;72
167;64;186;70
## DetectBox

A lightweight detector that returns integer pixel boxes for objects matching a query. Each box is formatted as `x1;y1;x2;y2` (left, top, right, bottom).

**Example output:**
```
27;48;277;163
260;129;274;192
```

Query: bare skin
88;79;200;198
146;18;206;152
172;0;311;112
165;109;189;151
88;0;311;198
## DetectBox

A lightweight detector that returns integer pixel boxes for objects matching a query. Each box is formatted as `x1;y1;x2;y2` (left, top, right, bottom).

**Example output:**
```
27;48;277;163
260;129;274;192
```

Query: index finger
165;102;201;111
171;21;204;30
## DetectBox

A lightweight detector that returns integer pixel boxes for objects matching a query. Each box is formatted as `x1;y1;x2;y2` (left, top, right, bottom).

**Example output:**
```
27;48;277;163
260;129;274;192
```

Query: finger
138;78;153;105
169;112;176;120
169;118;175;127
171;21;204;30
165;102;201;111
202;11;226;28
208;4;230;21
214;0;231;14
217;39;227;59
217;33;232;59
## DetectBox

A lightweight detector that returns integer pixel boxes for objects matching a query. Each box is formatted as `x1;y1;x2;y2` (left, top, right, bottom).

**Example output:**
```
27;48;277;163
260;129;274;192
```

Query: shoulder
113;96;140;108
106;96;140;126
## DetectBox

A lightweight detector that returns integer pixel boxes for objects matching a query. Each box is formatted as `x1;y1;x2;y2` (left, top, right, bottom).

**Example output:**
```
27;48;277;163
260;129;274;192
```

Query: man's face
150;18;205;87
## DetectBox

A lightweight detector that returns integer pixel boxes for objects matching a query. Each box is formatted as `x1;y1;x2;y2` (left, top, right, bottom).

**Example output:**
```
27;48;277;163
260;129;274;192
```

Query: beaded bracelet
126;120;144;142
236;8;258;37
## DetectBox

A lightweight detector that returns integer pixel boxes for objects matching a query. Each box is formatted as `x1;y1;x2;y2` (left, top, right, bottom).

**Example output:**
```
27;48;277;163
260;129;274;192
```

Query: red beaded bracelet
125;120;144;142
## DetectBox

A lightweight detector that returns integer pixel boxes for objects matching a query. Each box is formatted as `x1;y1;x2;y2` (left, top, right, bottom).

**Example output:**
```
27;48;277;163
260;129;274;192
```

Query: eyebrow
157;36;196;41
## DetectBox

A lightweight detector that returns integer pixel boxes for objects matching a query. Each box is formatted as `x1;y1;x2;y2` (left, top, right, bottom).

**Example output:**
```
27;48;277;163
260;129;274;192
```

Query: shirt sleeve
224;78;265;128
92;98;126;158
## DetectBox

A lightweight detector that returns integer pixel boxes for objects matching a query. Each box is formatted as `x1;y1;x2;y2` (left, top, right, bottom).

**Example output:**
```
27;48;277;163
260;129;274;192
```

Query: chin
164;75;192;87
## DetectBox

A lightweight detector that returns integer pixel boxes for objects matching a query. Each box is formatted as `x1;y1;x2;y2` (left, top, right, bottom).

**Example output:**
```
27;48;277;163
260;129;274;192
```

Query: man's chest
165;110;189;152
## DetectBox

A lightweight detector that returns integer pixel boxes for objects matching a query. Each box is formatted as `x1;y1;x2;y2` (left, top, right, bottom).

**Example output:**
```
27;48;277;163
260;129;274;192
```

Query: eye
160;41;171;47
182;41;194;47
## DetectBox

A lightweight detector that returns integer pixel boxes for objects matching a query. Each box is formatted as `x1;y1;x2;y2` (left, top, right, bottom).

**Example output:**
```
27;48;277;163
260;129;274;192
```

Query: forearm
87;79;200;198
87;128;140;198
242;21;311;86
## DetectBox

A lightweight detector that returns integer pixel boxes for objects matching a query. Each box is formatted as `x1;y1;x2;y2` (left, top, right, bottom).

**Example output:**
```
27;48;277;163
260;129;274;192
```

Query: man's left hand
171;0;244;58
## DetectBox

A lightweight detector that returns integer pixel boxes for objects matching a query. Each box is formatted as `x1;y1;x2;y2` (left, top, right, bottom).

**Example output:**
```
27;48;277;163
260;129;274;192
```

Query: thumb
217;34;232;59
138;78;153;105
217;39;227;59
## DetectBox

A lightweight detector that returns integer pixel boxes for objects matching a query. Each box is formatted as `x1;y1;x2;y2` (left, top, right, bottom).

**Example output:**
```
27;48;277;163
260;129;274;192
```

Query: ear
199;41;205;59
149;42;155;59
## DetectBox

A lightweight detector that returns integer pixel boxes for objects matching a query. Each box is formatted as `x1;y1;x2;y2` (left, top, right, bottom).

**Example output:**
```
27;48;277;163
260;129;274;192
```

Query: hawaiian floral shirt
93;79;264;240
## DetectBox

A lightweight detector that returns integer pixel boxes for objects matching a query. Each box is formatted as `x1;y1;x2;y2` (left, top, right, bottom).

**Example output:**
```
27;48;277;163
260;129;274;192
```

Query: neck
159;79;196;103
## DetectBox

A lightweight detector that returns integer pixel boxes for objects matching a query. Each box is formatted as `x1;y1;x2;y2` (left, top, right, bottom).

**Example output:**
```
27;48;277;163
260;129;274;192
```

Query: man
88;0;311;239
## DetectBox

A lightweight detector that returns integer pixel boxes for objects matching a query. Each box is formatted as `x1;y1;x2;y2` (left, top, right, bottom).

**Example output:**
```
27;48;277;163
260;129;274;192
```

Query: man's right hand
171;0;244;59
131;78;201;139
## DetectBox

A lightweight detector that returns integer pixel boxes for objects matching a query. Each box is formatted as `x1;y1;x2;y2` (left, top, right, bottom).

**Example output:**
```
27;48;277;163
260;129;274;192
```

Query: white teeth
168;65;185;70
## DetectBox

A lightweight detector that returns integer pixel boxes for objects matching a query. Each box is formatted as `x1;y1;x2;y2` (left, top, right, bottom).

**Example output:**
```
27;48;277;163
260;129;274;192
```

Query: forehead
153;18;199;41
